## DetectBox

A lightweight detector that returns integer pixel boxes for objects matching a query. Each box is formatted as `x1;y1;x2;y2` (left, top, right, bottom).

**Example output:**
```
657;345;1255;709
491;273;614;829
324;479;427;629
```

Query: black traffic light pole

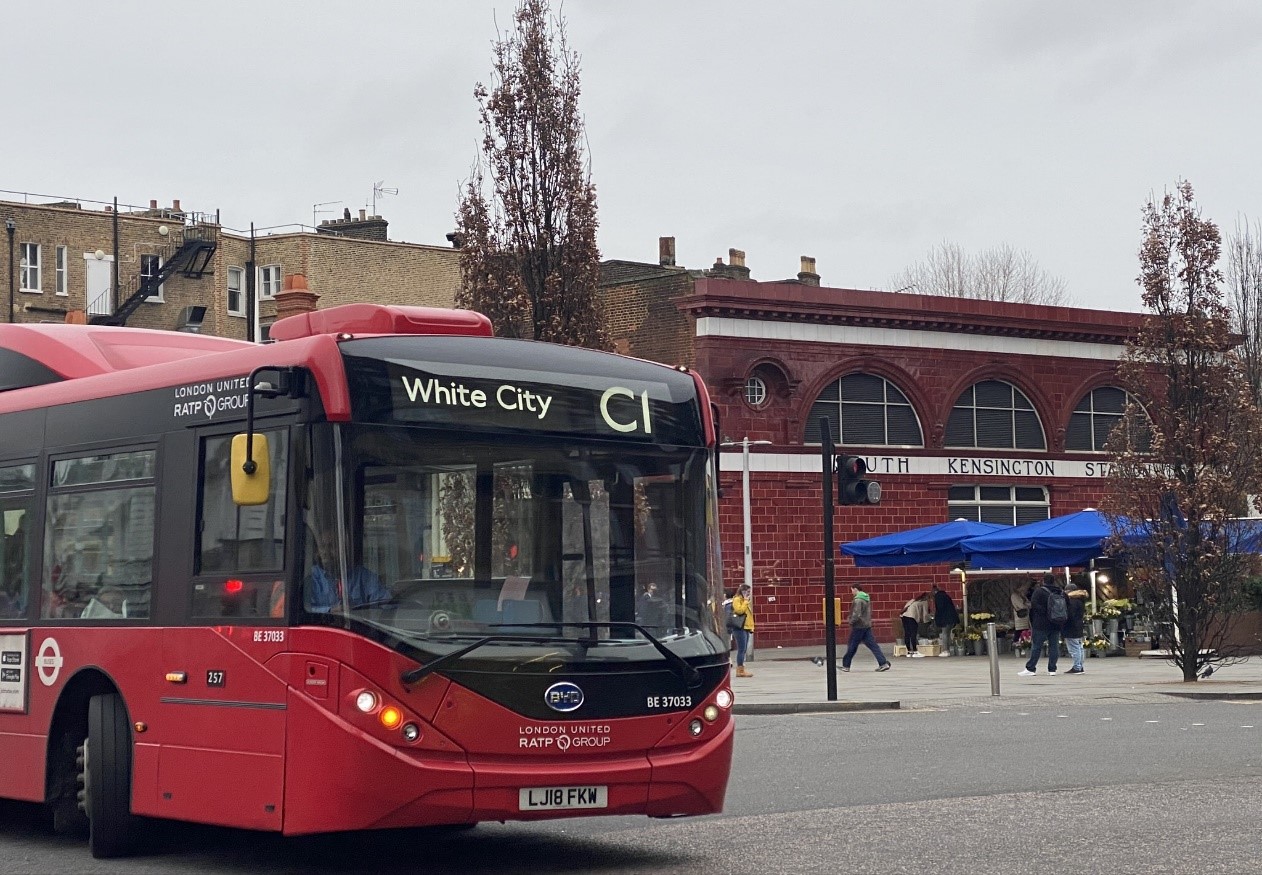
820;418;838;701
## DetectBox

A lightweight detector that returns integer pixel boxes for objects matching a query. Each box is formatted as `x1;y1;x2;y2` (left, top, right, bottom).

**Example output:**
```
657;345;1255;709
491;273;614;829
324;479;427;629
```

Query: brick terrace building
0;193;461;338
600;240;1144;647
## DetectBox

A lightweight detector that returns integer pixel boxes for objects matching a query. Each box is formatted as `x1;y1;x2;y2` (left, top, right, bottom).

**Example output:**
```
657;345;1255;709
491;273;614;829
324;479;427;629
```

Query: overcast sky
11;1;1262;312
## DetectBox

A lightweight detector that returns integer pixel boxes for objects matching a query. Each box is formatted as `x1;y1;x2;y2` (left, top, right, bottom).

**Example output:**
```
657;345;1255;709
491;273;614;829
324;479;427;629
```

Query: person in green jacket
842;583;891;672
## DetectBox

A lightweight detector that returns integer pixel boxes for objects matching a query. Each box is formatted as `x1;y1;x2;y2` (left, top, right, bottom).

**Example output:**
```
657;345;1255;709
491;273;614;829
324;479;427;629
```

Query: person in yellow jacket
731;583;755;677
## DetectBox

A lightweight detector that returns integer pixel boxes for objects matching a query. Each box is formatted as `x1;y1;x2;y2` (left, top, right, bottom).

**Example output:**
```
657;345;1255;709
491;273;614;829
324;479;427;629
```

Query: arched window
805;373;923;446
1067;386;1147;452
945;380;1045;450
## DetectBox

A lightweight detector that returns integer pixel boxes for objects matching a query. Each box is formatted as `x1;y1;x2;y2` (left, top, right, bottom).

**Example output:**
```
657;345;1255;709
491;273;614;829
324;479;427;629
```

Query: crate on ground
920;642;942;657
893;645;909;658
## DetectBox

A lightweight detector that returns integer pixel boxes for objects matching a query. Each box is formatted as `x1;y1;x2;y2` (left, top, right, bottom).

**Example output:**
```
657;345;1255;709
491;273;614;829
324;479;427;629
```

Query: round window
744;376;767;408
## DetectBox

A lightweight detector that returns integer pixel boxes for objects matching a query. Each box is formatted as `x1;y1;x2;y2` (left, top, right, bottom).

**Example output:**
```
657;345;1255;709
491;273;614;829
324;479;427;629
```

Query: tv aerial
371;181;398;215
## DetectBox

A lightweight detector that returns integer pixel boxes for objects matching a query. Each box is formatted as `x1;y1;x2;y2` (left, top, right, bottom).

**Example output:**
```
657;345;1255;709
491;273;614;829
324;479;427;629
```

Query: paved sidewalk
729;645;1262;713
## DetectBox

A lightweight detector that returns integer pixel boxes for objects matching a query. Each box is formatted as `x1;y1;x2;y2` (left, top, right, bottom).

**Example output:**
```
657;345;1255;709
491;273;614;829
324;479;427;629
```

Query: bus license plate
519;785;608;811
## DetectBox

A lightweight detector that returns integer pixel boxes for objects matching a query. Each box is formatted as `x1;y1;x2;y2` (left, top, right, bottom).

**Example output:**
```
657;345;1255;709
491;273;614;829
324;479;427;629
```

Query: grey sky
12;1;1262;312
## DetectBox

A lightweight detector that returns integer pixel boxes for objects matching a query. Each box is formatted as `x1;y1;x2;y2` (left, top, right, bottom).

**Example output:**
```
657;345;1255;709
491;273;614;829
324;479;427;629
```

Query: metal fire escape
88;220;218;327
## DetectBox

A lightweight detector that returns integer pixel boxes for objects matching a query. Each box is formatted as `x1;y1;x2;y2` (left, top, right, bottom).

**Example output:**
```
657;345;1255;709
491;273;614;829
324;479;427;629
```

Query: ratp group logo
543;681;584;713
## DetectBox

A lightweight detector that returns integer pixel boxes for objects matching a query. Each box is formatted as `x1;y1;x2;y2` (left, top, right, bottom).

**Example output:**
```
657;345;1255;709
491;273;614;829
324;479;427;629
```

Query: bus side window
43;451;155;621
193;431;288;618
0;464;35;621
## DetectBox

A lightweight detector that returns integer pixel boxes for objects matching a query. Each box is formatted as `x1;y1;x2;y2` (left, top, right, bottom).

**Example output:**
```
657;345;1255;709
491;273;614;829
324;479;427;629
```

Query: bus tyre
82;693;139;858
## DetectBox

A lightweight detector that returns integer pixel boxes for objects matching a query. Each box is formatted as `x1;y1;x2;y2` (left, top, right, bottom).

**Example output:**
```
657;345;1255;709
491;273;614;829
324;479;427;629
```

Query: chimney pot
797;255;820;287
172;199;181;212
729;248;746;268
658;236;676;267
150;200;158;209
359;209;366;221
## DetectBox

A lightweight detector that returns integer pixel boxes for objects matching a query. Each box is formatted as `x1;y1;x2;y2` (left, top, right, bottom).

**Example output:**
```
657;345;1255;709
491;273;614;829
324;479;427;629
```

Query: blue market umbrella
840;519;1012;568
959;509;1122;570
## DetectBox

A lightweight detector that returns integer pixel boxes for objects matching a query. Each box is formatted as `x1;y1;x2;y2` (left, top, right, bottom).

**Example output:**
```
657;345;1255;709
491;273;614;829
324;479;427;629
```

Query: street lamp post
722;436;772;658
5;219;15;325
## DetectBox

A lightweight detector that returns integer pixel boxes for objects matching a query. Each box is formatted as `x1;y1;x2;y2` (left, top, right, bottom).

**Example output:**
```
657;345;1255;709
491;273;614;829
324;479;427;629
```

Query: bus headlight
355;691;378;713
401;723;421;742
703;705;720;722
714;689;733;709
689;719;703;737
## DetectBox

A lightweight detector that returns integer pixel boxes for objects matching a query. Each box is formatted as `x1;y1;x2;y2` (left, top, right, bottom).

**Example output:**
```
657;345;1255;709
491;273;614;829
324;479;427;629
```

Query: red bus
0;303;733;857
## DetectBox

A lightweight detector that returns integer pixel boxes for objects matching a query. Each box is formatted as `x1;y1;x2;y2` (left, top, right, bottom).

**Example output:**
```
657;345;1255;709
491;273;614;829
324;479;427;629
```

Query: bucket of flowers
1084;635;1110;657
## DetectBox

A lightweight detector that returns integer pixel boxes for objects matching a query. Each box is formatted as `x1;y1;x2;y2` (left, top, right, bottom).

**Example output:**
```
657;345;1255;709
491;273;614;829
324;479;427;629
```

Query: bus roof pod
269;304;493;341
0;322;250;383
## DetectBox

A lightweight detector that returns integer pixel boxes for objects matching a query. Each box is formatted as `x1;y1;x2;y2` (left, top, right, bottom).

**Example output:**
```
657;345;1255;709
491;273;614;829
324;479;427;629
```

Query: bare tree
891;241;1072;306
454;0;611;351
1103;181;1262;682
1225;217;1262;404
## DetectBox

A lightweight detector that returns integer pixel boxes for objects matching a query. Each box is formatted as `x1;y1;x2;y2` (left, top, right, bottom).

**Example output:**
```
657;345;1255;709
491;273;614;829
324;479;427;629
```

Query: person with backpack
1018;574;1067;677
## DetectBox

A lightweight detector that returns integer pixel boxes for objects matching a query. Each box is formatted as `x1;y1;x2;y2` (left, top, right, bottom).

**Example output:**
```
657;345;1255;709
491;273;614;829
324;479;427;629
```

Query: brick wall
1;198;462;340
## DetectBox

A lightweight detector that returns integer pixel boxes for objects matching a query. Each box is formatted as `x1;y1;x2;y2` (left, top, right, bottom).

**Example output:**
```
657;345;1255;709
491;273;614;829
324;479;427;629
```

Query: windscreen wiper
399;621;702;688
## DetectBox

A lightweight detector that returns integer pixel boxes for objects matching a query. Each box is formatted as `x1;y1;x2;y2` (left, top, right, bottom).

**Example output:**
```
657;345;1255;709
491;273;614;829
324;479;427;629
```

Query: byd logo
544;682;584;713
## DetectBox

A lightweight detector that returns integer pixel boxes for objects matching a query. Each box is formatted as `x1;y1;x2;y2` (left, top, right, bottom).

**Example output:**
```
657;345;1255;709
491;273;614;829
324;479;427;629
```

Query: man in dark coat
1019;575;1066;677
1062;586;1089;673
931;583;960;657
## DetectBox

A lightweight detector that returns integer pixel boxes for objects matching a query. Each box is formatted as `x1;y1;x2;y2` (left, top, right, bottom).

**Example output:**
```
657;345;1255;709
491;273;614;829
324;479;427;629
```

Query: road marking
1193;723;1205;726
1100;717;1112;721
1146;720;1159;723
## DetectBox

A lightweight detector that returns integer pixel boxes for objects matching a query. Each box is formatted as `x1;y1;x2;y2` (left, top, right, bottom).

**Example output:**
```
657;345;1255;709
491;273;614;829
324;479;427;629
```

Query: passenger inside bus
305;528;392;613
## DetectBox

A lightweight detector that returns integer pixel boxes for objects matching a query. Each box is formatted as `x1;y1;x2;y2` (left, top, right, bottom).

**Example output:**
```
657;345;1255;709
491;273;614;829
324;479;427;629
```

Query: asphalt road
6;697;1262;874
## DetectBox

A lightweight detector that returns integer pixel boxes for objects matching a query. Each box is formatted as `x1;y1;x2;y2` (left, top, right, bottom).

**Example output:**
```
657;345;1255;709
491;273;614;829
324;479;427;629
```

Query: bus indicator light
224;579;244;595
379;706;402;729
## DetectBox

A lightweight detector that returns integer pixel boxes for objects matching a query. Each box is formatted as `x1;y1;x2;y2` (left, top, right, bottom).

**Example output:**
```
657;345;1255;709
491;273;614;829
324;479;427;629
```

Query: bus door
151;429;291;830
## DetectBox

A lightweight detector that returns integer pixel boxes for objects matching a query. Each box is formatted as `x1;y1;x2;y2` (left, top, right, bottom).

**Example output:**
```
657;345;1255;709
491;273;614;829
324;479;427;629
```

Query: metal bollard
987;622;1000;696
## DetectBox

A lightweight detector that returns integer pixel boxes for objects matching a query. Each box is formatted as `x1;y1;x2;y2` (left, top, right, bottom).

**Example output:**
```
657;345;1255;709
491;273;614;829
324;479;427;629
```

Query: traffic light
837;455;881;506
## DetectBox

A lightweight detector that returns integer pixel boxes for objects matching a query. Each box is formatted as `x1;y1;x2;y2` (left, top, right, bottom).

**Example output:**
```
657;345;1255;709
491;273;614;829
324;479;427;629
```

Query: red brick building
601;242;1143;647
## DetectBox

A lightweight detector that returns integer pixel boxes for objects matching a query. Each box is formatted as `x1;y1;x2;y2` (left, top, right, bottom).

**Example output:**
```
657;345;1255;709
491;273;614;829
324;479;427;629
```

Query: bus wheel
78;693;140;858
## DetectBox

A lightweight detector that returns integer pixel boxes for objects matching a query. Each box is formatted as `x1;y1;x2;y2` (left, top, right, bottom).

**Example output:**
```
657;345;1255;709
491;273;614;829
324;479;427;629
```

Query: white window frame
227;266;245;317
744;376;767;408
141;254;164;302
258;264;281;300
948;484;1050;527
20;243;40;292
55;246;68;296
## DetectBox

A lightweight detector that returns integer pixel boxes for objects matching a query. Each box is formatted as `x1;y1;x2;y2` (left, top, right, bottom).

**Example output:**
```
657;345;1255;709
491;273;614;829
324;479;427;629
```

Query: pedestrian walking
842;583;891;672
1063;585;1089;673
731;583;756;678
900;593;931;657
1018;575;1067;676
931;583;960;657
